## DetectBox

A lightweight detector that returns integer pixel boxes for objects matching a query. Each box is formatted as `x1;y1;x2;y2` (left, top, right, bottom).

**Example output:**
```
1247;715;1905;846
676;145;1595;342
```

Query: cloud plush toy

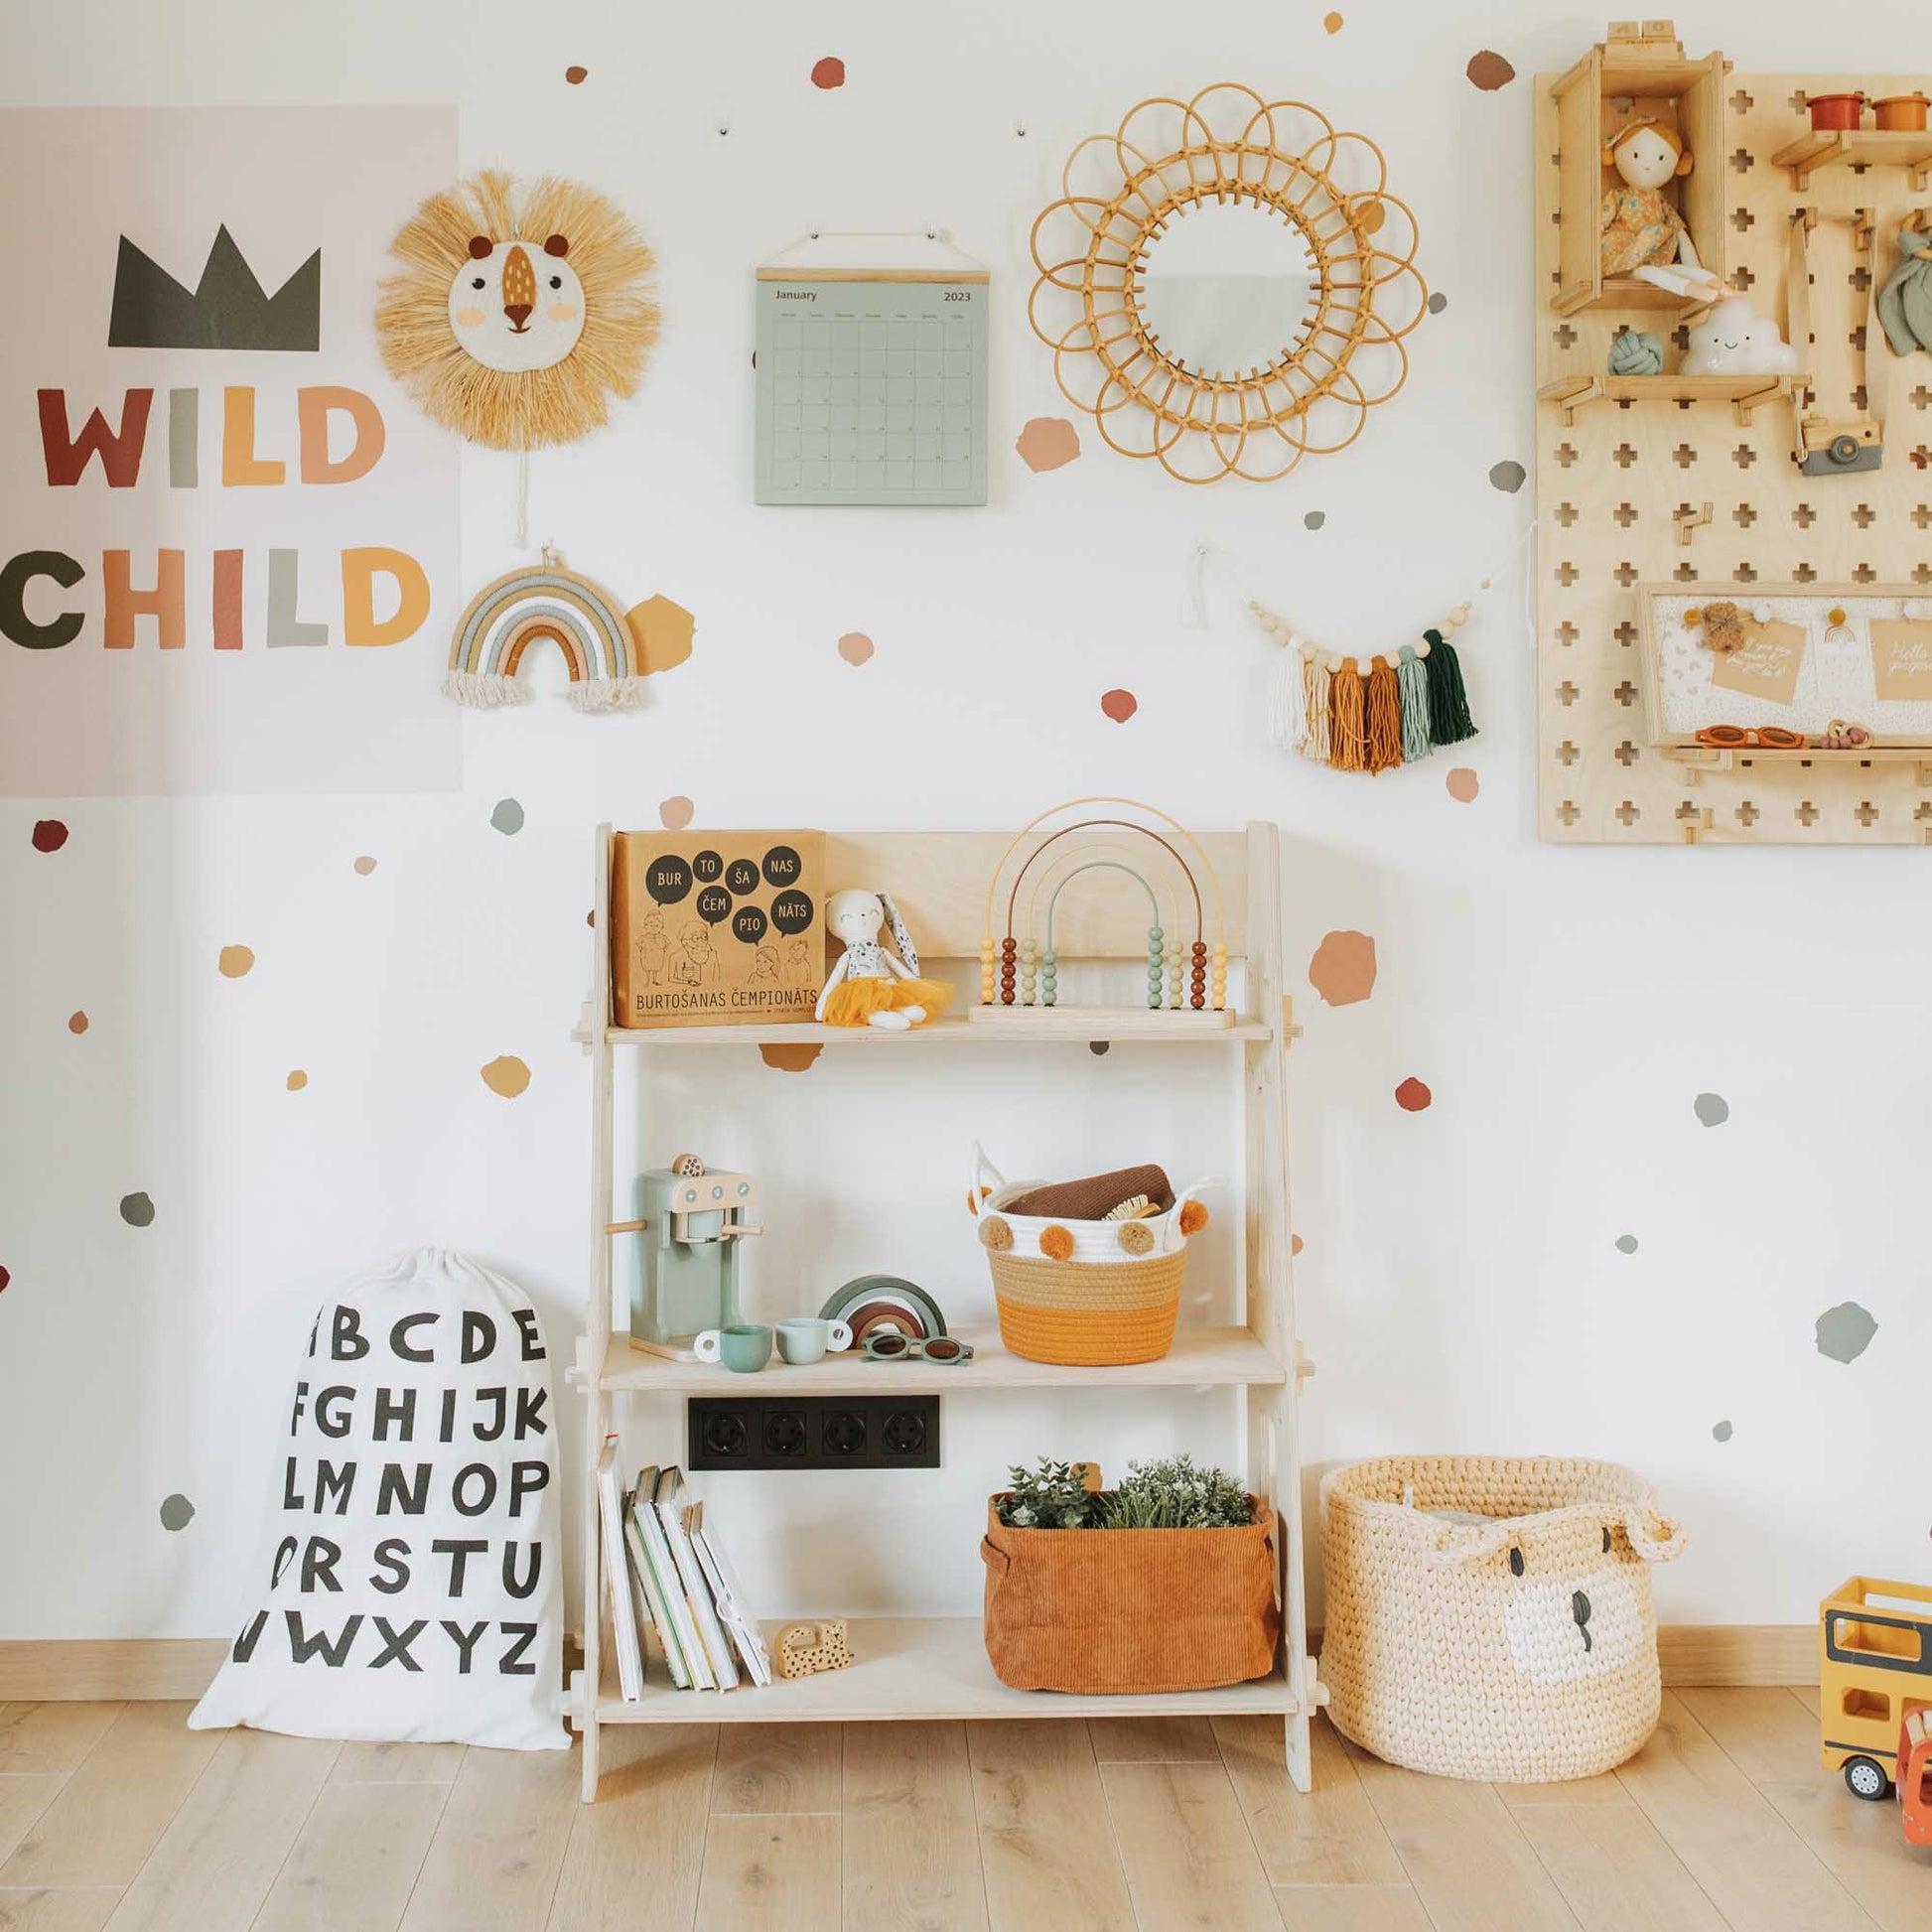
1680;296;1799;377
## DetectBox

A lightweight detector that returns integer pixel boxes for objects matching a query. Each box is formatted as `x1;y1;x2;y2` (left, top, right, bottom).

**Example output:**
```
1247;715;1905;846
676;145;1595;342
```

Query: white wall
4;0;1929;1642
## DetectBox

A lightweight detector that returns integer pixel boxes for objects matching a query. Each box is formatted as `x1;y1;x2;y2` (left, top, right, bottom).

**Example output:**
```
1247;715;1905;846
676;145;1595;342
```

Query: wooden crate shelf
590;1323;1289;1397
584;1616;1303;1725
1771;128;1932;190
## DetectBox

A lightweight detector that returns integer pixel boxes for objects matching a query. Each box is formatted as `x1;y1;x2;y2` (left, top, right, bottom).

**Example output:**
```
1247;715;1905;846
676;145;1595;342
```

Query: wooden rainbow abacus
971;799;1232;1029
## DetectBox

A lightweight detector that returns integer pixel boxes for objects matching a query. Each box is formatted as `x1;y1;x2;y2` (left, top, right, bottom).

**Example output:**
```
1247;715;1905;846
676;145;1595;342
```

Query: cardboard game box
611;831;824;1029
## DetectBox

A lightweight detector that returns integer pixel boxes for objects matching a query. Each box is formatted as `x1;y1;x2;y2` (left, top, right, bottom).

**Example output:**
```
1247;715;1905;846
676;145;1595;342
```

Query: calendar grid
756;276;990;506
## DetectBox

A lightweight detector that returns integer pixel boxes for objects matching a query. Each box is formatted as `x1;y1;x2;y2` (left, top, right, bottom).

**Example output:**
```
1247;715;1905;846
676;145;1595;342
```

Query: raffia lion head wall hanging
376;171;657;451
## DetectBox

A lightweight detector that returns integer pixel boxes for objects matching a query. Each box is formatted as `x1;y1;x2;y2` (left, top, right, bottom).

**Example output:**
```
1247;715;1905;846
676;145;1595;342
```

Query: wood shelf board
590;1616;1301;1724
1770;127;1932;186
1537;373;1804;414
593;1014;1272;1047
599;1323;1287;1396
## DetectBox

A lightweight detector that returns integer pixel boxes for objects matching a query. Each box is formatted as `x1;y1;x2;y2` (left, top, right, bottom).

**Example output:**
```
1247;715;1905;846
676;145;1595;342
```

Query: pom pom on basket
1319;1455;1686;1783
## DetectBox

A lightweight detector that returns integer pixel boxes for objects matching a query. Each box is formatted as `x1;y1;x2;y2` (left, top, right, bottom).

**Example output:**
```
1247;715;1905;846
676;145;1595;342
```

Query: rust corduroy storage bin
980;1496;1281;1694
1319;1455;1687;1783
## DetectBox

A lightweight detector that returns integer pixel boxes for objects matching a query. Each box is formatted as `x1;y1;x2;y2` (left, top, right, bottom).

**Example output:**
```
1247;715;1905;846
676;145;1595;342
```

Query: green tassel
1423;628;1476;746
1396;645;1432;761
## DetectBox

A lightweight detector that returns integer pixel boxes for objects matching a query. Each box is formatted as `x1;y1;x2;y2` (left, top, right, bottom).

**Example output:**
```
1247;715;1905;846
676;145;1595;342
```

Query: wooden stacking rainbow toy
445;555;646;711
972;798;1229;1027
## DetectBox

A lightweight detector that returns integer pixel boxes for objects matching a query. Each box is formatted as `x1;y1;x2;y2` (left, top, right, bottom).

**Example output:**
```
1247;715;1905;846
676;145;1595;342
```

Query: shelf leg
1286;1709;1312;1792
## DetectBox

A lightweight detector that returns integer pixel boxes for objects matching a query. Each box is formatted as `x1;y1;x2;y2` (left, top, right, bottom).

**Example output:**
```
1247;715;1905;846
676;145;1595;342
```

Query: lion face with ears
1319;1457;1687;1783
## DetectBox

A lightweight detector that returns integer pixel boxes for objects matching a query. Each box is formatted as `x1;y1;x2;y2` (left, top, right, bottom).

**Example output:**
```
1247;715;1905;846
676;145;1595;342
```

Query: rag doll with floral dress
815;890;953;1030
1599;118;1725;302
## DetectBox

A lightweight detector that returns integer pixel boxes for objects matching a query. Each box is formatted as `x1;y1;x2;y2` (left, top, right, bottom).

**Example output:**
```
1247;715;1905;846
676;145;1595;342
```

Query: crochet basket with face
1494;1523;1649;1687
449;234;586;373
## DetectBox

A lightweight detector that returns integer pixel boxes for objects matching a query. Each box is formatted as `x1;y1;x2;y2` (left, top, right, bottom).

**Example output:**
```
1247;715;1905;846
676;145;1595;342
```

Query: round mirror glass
1134;199;1319;379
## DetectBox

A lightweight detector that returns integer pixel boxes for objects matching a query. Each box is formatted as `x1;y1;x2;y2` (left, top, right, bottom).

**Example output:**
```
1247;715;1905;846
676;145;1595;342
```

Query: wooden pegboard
1535;60;1932;845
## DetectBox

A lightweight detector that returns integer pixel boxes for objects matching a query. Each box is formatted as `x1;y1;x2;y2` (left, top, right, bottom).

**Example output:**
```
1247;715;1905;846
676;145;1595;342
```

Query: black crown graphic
108;225;321;352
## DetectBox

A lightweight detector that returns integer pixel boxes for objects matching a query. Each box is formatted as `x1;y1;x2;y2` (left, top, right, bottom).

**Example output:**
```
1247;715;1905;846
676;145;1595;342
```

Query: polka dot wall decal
1089;1039;1110;1055
1291;1233;1304;1256
68;1011;87;1035
216;944;255;979
627;594;695;676
1446;766;1479;802
759;1043;823;1073
837;631;876;667
490;798;525;837
31;818;68;853
1488;460;1527;493
1324;12;1343;32
120;1191;155;1227
1428;291;1449;314
1100;688;1139;723
811;56;846;89
1309;929;1377;1006
1466;50;1516;91
1394;1076;1433;1112
1016;417;1081;473
1304;510;1326;530
1614;1233;1638;1254
159;1493;195;1531
1815;1301;1877;1364
565;64;588;83
659;795;694;832
353;855;377;876
1712;1420;1732;1442
286;1070;308;1091
0;1264;8;1293
1694;1091;1729;1127
481;1055;531;1099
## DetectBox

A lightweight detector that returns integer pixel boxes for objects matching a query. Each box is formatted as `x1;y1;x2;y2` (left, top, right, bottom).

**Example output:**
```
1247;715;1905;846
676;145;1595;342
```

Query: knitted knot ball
978;1215;1013;1252
1178;1200;1210;1237
1037;1224;1076;1262
1607;330;1664;376
1116;1220;1157;1256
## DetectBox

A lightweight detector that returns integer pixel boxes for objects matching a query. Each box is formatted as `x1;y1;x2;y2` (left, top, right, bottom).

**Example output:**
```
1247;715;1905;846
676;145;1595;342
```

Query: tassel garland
1365;659;1403;773
1421;627;1476;747
1249;597;1481;776
1396;645;1432;762
1329;659;1368;770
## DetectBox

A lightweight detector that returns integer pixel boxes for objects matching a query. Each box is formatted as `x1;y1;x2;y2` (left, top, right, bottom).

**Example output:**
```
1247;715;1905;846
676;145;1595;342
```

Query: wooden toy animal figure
816;890;953;1030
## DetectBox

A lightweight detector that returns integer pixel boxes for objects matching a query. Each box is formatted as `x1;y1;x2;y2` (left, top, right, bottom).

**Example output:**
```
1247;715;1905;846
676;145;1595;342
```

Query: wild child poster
0;107;461;793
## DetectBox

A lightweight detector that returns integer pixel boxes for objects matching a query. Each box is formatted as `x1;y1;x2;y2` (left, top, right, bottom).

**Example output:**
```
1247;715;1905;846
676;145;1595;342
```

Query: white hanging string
513;449;531;549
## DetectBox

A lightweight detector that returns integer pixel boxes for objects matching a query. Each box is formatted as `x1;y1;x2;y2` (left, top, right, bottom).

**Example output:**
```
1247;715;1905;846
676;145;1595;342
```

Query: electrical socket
688;1394;940;1471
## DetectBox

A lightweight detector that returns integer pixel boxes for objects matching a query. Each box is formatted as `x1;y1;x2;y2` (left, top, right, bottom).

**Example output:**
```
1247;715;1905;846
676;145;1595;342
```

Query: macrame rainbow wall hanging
446;551;690;712
1249;597;1477;773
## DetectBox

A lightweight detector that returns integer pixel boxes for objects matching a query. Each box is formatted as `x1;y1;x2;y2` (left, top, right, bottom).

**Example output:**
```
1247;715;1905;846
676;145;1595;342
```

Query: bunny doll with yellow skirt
815;890;953;1030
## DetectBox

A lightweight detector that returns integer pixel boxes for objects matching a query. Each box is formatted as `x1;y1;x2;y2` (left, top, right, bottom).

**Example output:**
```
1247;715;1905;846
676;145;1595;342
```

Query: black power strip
687;1393;940;1470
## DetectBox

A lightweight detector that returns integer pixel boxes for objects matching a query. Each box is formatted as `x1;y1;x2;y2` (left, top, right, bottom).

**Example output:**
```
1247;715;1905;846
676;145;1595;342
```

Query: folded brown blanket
1006;1164;1173;1221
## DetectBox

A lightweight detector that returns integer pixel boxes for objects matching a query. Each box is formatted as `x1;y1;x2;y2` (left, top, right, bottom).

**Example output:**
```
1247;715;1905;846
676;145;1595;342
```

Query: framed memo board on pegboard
755;231;989;506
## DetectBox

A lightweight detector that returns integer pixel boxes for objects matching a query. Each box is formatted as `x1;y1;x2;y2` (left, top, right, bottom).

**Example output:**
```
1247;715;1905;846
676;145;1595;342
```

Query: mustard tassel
1329;659;1367;770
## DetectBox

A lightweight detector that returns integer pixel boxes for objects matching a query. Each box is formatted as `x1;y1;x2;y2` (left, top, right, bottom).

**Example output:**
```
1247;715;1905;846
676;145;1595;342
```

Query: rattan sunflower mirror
1029;84;1428;483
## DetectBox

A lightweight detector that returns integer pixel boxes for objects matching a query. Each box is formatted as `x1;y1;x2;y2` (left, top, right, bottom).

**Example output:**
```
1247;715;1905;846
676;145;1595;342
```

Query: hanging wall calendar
755;232;989;507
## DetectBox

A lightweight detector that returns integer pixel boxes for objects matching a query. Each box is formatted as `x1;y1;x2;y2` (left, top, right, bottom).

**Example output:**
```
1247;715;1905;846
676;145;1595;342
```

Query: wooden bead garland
1252;596;1479;773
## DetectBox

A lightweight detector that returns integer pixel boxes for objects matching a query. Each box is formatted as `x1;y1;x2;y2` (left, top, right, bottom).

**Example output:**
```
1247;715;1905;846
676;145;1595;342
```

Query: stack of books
597;1437;771;1695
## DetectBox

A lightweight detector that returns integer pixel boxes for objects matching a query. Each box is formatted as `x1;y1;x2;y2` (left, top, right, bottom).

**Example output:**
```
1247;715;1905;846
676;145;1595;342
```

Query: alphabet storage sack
190;1248;568;1748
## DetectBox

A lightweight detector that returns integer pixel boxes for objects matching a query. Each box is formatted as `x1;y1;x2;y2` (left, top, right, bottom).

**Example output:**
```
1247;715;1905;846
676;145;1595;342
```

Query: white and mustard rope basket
1319;1455;1686;1783
968;1144;1217;1366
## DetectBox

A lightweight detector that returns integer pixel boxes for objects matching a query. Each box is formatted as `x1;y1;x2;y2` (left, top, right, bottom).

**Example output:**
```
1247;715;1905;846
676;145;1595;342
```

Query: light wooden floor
1;1688;1926;1930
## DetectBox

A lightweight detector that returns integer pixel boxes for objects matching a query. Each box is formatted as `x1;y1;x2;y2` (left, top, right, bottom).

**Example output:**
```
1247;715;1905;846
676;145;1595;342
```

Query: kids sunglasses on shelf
859;1333;975;1364
1694;724;1808;751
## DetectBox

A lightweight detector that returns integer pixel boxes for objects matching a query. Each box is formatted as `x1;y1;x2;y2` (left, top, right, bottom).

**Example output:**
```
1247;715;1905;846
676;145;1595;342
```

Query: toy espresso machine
627;1155;761;1359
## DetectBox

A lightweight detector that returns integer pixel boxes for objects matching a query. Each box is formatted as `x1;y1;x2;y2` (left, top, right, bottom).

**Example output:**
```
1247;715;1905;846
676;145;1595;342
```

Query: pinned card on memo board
755;231;989;506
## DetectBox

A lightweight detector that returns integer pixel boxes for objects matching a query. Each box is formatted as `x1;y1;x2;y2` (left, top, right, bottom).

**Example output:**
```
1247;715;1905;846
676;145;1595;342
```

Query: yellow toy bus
1819;1576;1932;1798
